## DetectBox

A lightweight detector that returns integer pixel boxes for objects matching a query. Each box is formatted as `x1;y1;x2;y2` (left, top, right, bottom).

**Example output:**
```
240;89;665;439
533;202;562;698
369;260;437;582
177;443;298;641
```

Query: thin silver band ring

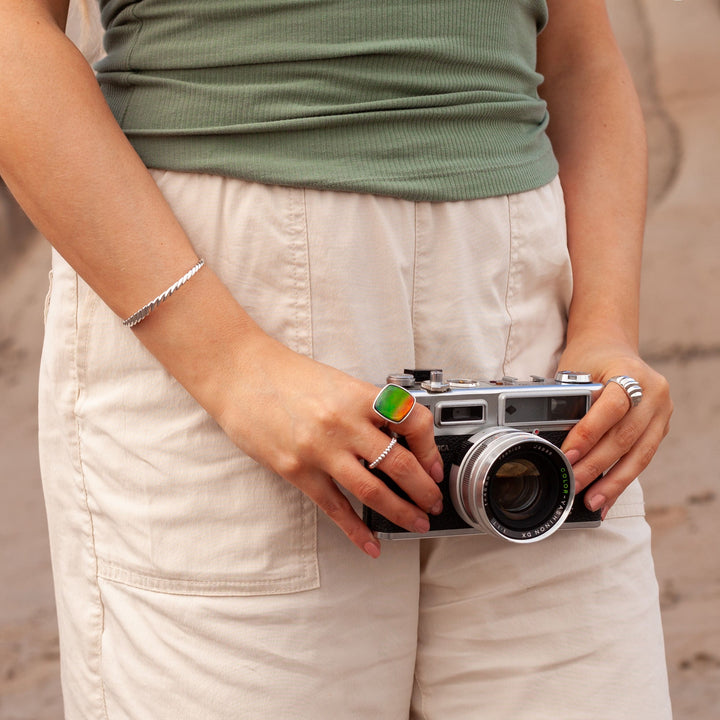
606;375;643;407
368;437;398;470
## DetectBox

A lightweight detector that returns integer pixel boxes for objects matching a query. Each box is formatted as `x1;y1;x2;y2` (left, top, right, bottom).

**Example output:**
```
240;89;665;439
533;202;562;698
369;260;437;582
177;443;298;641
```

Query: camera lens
486;451;562;530
489;459;543;521
451;429;575;543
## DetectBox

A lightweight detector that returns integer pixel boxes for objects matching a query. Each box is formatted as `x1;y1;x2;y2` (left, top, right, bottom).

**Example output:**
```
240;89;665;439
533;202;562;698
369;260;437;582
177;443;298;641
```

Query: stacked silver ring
606;375;643;407
368;437;397;469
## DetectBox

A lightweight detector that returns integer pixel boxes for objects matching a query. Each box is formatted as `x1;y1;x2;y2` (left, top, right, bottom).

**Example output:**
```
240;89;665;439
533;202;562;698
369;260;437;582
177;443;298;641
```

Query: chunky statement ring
606;375;643;407
373;384;416;424
368;437;398;470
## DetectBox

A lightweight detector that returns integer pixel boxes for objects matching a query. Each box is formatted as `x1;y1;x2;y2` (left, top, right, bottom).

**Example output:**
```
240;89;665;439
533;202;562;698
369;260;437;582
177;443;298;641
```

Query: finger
362;428;443;515
367;438;444;516
392;402;444;483
583;416;670;516
354;416;443;511
336;454;436;534
570;401;651;492
561;381;633;474
301;473;383;558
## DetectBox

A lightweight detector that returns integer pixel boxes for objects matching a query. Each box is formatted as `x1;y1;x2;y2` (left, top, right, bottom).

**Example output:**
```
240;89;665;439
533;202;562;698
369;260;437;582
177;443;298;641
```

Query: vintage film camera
364;369;604;543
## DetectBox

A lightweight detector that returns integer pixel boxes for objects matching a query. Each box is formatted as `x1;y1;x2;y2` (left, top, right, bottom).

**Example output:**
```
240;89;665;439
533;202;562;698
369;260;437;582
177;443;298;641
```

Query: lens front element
490;459;544;521
451;429;575;542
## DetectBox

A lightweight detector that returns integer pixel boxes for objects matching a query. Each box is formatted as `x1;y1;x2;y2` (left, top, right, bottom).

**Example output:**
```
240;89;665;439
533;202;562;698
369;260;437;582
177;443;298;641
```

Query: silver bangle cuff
122;258;205;328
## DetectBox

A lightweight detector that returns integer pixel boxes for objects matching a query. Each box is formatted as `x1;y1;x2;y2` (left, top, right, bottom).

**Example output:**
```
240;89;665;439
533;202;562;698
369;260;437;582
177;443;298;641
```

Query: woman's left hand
557;337;673;519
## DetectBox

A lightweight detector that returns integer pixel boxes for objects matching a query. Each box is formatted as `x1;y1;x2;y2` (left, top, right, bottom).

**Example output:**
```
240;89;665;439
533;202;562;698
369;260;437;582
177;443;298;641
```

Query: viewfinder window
503;395;587;424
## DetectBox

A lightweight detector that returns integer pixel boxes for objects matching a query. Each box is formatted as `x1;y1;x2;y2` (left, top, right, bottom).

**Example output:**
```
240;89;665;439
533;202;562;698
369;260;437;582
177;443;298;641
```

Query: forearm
0;2;262;418
0;3;463;554
538;0;647;352
0;3;197;311
538;2;672;510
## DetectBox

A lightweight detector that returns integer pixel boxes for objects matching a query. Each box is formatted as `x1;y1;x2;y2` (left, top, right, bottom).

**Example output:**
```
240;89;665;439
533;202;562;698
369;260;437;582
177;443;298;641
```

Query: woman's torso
95;0;556;201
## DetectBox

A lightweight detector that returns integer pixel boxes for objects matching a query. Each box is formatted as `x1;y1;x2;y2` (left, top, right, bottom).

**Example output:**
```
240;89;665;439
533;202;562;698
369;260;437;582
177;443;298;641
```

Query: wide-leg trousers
39;173;672;719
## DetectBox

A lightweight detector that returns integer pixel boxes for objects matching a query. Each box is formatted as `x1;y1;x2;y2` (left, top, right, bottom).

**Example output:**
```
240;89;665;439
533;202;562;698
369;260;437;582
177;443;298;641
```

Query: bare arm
538;0;672;515
0;1;203;317
0;0;444;555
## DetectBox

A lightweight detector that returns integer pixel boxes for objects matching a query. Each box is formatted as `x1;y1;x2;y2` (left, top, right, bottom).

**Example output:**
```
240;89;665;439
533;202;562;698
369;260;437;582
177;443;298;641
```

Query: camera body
364;369;604;543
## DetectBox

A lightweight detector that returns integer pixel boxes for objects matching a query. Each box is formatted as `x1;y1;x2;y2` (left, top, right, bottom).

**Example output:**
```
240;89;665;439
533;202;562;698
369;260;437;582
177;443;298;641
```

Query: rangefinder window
502;395;587;425
436;401;486;426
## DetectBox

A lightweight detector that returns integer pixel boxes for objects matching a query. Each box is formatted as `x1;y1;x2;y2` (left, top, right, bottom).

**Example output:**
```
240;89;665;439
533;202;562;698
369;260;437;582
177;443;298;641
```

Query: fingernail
414;517;431;534
430;499;443;515
363;541;381;559
565;449;581;466
431;460;444;484
587;493;607;512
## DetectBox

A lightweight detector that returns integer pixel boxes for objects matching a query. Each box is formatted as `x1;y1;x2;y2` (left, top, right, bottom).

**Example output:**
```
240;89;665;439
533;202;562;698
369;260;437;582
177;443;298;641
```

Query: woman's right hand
132;274;444;559
212;330;445;559
1;2;443;559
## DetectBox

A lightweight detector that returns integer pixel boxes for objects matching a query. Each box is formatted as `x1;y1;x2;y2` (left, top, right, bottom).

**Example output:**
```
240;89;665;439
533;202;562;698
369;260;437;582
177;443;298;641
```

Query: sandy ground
1;1;719;718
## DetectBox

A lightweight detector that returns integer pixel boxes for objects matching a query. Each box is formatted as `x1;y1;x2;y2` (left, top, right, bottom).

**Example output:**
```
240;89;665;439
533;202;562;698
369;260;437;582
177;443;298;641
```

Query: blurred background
1;0;718;717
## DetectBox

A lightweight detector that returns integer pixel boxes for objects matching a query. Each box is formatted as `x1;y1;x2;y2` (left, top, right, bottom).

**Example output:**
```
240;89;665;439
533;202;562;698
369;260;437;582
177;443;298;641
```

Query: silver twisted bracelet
122;258;205;328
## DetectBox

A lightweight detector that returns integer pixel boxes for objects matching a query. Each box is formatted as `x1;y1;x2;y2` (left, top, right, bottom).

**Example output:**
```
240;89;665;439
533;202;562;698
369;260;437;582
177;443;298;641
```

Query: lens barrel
451;428;575;542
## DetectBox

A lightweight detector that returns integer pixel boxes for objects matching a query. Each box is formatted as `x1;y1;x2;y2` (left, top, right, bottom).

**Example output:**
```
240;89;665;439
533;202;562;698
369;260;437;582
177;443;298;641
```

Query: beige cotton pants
39;173;672;719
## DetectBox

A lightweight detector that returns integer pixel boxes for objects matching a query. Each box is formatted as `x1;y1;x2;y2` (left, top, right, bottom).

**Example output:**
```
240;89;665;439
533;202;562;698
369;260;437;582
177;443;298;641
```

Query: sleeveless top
96;0;557;201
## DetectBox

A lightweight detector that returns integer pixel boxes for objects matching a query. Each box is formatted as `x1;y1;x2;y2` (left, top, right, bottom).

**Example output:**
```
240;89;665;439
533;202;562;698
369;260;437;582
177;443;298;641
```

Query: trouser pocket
47;173;319;596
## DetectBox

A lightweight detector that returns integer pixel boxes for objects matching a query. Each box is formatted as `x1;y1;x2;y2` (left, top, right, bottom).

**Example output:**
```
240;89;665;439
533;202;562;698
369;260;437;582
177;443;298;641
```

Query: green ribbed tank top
96;0;557;202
